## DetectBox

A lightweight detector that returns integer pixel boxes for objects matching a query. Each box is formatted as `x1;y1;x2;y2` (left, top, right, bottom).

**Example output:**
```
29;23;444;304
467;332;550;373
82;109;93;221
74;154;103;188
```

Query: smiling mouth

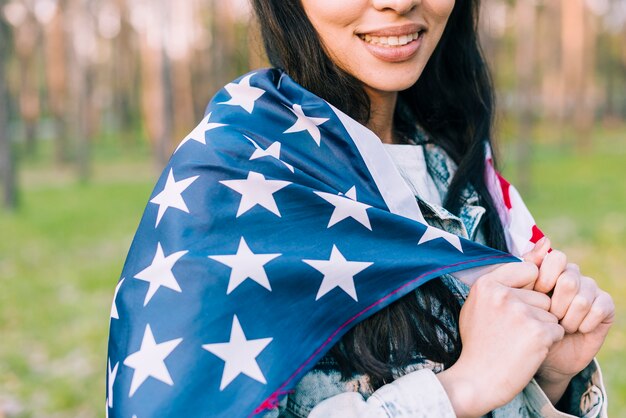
358;31;423;47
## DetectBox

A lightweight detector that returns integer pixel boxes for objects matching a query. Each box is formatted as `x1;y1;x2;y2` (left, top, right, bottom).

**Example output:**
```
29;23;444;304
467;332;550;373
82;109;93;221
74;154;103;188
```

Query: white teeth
360;31;420;47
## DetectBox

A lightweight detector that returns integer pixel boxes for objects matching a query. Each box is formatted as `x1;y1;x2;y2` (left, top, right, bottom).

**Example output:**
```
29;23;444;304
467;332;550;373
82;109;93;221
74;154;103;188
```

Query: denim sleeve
306;368;456;418
523;359;606;418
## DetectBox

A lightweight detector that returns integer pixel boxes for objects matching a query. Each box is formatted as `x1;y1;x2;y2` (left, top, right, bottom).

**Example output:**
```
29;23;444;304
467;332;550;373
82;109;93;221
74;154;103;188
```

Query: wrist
436;366;485;418
534;371;574;405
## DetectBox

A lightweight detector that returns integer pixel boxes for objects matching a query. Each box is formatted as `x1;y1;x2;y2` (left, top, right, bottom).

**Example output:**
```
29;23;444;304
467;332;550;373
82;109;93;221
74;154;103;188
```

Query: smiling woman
105;0;614;417
299;0;454;144
301;0;452;86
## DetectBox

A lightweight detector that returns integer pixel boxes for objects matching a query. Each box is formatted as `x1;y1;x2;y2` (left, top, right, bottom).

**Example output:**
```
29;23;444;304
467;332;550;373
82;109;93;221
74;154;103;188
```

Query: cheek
300;0;366;69
301;0;365;31
425;0;455;21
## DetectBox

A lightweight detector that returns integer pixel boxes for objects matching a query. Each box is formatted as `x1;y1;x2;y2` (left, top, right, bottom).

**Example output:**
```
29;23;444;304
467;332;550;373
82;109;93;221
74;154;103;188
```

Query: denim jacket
261;143;607;418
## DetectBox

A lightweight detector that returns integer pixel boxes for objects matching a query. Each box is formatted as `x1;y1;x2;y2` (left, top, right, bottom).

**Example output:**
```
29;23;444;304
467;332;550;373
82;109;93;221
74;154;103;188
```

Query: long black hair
251;0;508;390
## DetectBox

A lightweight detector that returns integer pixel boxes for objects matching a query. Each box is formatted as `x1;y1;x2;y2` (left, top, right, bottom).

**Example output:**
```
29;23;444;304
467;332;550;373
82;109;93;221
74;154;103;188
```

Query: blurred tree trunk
0;16;18;209
601;33;618;122
514;0;536;195
14;12;40;156
574;11;597;151
211;0;237;89
113;0;139;138
170;0;196;137
157;44;173;166
560;0;594;148
67;0;94;182
138;0;174;168
538;1;562;122
44;1;70;164
138;18;165;165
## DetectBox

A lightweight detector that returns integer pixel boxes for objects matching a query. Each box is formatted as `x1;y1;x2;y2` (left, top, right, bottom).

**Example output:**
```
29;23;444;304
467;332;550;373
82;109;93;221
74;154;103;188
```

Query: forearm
436;367;482;418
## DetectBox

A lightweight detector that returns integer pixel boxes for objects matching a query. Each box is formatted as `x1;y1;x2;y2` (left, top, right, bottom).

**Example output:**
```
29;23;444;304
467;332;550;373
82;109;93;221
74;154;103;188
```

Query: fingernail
536;237;547;248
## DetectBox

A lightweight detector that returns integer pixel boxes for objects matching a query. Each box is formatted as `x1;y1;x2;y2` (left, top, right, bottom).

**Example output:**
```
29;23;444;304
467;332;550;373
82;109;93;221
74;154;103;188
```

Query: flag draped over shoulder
106;69;543;417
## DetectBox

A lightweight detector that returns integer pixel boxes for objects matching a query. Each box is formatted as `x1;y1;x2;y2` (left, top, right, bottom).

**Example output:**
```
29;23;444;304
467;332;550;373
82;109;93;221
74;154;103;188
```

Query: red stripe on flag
495;172;513;210
530;225;545;244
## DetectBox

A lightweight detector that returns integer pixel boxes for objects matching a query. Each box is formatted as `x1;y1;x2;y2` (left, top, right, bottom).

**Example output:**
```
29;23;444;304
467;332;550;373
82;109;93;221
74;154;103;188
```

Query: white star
220;171;291;217
284;104;329;146
107;358;118;408
418;226;464;252
174;112;226;153
314;186;372;230
134;243;188;306
219;73;265;114
209;237;281;294
245;135;294;173
150;169;199;227
110;278;125;320
303;245;373;302
124;324;183;397
202;315;273;391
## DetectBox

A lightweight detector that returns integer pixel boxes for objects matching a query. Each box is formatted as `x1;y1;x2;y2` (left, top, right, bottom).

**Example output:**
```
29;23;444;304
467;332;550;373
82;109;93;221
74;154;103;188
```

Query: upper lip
357;23;426;37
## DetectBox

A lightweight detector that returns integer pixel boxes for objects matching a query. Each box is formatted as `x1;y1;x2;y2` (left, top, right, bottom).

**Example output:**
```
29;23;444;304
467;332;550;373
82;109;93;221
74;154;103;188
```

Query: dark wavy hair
251;0;508;390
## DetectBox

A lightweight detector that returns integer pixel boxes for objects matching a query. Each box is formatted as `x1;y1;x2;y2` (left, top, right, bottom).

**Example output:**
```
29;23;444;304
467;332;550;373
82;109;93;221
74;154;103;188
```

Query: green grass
0;131;625;416
0;161;155;417
502;136;626;416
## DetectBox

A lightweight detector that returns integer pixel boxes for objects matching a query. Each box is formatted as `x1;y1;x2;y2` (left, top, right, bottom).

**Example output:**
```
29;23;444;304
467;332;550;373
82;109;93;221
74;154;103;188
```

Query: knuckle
602;291;616;310
546;311;559;323
492;286;510;307
534;280;552;293
562;321;578;334
578;322;594;334
572;294;592;312
589;303;605;320
510;301;528;319
521;261;539;278
559;273;579;292
555;324;565;340
552;250;568;265
550;303;566;320
474;276;492;294
583;276;597;288
599;289;612;301
538;294;552;310
529;322;548;342
567;263;580;273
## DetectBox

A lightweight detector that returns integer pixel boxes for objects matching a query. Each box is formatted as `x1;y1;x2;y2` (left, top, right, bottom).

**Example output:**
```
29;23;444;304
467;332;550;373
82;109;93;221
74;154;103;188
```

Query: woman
250;0;613;417
106;1;614;417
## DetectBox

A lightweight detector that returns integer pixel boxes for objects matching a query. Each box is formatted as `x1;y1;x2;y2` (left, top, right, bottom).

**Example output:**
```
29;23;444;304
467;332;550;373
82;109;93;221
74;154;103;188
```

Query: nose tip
372;0;419;15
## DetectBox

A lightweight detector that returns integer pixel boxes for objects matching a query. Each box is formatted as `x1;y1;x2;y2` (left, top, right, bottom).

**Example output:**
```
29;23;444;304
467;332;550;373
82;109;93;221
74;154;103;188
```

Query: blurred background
0;0;625;416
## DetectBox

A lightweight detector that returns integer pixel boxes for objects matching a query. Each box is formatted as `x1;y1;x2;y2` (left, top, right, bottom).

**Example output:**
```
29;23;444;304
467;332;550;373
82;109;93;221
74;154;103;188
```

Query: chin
365;73;422;94
355;61;425;94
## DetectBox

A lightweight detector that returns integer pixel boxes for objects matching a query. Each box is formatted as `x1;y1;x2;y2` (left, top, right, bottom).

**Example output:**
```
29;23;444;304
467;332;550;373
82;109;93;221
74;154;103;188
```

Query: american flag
106;69;540;417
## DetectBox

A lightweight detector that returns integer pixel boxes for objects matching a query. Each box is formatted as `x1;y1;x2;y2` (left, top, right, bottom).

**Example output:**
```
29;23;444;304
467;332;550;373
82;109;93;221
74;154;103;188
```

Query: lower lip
359;33;423;63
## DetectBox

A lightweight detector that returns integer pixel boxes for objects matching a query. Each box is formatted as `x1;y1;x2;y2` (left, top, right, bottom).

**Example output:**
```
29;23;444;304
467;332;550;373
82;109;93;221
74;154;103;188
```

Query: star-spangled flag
107;69;543;417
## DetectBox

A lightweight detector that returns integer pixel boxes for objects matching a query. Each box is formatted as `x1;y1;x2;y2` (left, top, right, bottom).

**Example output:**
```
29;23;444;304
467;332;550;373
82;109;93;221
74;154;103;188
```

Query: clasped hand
523;237;614;404
437;237;614;418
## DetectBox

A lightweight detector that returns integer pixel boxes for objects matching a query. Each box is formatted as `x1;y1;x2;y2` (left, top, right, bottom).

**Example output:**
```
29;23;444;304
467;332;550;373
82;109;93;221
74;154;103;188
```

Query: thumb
522;237;551;268
485;261;539;289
